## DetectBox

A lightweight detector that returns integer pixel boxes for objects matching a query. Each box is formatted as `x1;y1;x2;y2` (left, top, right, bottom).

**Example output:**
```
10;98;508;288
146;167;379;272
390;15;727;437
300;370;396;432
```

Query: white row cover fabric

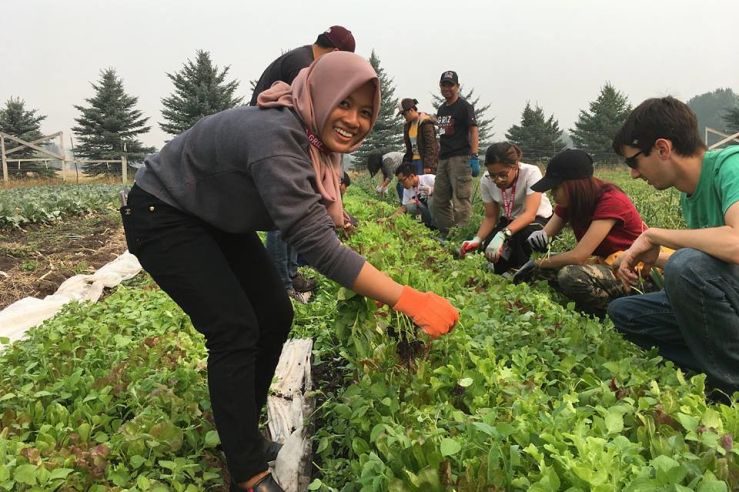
0;251;142;348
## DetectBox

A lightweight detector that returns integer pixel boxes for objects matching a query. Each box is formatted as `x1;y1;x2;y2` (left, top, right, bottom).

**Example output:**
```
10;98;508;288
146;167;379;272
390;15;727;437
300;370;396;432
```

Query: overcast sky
3;0;738;150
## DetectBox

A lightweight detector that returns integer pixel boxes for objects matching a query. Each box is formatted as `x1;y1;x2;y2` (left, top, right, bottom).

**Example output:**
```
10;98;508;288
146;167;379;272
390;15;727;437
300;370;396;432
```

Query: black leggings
120;185;293;482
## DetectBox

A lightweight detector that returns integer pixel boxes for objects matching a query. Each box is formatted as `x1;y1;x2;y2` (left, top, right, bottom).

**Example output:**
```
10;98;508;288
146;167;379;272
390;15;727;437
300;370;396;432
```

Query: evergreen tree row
3;48;739;177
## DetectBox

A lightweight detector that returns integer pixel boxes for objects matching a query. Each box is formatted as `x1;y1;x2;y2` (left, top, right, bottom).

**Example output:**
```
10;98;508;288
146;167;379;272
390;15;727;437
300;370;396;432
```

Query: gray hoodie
134;105;365;288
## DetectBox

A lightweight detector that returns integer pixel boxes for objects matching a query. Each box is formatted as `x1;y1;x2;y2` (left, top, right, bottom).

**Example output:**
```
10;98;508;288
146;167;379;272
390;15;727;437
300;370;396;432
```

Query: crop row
0;184;735;491
0;185;122;229
298;188;736;490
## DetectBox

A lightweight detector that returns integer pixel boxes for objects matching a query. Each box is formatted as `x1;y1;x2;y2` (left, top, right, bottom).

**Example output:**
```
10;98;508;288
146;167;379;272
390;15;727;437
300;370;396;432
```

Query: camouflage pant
533;264;655;317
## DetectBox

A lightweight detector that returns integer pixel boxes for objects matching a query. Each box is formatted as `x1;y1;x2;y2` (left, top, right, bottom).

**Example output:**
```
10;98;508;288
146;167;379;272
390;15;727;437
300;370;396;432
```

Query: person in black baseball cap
512;148;660;317
432;69;479;237
530;149;594;192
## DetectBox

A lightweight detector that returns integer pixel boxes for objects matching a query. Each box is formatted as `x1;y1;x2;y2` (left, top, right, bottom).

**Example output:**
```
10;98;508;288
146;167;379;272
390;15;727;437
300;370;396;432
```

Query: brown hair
485;142;523;167
612;96;706;157
560;177;621;230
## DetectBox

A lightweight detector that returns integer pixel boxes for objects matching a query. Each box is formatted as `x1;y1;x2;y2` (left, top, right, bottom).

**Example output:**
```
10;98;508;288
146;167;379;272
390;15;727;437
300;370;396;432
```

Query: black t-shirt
249;45;314;105
436;98;477;158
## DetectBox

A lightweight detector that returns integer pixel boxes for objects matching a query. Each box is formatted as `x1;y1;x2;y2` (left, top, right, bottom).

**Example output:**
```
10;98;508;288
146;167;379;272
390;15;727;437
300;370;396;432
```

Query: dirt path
0;211;126;309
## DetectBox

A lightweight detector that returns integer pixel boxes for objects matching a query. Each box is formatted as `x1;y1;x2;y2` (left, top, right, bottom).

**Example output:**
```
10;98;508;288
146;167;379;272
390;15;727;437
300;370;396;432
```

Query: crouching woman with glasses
458;142;552;274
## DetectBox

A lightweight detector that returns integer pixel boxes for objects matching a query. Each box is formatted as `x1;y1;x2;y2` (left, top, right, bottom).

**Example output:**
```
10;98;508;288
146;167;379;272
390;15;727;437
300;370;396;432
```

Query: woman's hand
459;236;482;257
393;286;459;338
485;231;507;262
527;229;549;252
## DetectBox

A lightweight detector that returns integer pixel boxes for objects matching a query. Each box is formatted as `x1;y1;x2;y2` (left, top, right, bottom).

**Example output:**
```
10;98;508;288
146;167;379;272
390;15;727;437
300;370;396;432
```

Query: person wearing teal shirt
609;96;739;398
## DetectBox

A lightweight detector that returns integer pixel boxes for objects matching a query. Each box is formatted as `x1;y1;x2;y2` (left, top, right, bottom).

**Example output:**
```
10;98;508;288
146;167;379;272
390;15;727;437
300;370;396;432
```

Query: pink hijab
257;51;380;226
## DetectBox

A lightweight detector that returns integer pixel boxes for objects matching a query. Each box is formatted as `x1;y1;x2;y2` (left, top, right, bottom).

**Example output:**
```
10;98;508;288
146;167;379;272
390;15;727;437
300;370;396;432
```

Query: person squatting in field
390;162;437;229
609;96;739;395
512;149;667;317
398;97;440;175
120;52;459;492
367;150;405;201
250;25;357;303
458;142;552;274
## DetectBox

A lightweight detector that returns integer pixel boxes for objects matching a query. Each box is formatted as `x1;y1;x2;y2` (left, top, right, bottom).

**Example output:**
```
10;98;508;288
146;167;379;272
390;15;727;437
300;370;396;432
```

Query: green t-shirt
681;146;739;229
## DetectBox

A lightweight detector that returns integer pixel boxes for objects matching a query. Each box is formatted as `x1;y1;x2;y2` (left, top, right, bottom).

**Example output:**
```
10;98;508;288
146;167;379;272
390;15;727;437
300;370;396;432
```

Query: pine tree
0;97;54;177
160;50;243;136
724;107;739;134
570;83;632;162
73;68;154;176
687;88;739;138
352;50;404;165
505;102;566;162
432;87;495;149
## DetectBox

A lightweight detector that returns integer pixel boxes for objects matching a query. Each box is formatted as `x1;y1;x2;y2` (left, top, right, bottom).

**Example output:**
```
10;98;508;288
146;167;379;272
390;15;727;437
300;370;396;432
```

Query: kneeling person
459;142;552;274
393;163;436;229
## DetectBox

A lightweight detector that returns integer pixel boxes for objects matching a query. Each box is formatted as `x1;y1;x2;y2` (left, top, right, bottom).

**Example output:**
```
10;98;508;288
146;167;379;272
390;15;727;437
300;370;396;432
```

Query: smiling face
439;82;459;102
321;81;375;154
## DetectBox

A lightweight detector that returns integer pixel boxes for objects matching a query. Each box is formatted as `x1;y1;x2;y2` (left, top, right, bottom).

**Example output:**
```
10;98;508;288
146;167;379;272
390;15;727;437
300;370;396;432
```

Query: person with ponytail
121;52;458;491
514;149;664;317
459;142;552;274
398;97;439;175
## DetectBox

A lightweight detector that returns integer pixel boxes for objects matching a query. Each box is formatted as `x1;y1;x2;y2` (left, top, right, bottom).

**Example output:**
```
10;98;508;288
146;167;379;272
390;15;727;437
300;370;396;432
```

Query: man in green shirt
609;96;739;396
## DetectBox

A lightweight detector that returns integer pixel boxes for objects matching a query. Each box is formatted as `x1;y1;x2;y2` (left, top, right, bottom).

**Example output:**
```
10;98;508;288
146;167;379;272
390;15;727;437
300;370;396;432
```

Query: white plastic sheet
0;251;142;348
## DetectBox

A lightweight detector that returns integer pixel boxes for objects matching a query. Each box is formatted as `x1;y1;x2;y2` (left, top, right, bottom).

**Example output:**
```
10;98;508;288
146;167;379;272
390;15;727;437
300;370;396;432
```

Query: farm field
0;185;127;309
0;170;736;491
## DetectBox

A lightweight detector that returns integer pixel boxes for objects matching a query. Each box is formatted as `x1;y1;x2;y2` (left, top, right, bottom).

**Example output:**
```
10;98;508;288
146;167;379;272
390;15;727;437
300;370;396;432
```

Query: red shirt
555;187;646;258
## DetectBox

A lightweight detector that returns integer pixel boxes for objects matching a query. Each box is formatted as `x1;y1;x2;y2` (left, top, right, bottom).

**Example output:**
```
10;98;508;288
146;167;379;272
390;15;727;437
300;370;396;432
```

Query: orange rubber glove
392;286;459;338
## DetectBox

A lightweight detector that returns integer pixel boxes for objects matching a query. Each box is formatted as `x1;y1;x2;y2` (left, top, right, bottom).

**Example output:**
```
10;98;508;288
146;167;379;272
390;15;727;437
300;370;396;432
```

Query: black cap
530;149;594;192
439;70;459;84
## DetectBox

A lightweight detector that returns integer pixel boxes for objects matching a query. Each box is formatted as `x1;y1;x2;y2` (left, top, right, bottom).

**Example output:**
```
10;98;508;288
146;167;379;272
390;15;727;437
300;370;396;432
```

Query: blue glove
469;155;480;177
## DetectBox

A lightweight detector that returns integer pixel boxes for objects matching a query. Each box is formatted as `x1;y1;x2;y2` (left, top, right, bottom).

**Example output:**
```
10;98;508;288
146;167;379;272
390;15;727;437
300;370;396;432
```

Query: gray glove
527;229;549;252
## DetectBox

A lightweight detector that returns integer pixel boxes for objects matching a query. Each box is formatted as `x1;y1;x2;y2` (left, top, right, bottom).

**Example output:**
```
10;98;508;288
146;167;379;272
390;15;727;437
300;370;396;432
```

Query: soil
0;211;126;309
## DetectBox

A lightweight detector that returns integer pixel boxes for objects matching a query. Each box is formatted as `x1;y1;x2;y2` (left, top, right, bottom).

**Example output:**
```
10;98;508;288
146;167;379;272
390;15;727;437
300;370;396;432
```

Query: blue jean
607;248;739;392
265;230;298;290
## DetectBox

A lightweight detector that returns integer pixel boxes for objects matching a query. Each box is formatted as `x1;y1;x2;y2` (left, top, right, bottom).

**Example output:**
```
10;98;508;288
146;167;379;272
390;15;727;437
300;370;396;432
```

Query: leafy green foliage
159;50;243;136
351;50;404;165
72;68;155;176
506;102;566;162
0;184;120;229
0;283;223;490
571;83;632;163
303;183;736;490
0;97;53;178
1;172;734;491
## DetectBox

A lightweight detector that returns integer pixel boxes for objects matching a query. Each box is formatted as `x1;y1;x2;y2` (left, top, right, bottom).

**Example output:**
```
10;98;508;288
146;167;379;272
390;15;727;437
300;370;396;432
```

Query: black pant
120;185;293;482
482;216;548;274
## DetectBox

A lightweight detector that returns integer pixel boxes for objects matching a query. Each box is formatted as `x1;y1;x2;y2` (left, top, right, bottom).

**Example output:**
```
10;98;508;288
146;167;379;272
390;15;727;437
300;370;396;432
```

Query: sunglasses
624;150;643;169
